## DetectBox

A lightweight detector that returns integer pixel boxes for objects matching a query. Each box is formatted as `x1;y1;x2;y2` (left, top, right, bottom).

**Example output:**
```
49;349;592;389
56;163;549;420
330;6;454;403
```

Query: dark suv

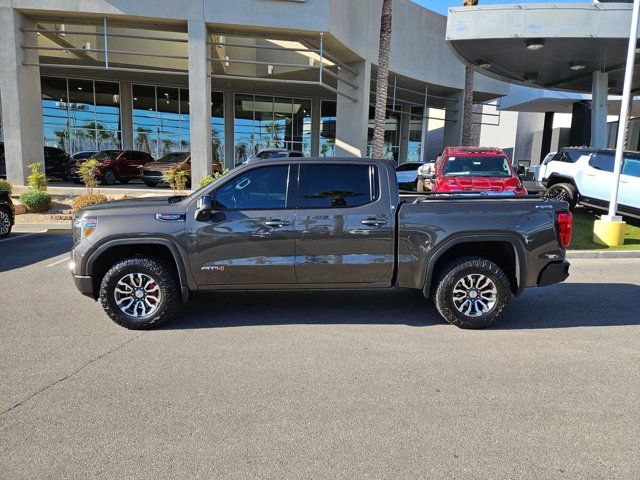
0;144;68;180
0;143;5;179
44;146;71;180
0;190;15;238
66;150;155;185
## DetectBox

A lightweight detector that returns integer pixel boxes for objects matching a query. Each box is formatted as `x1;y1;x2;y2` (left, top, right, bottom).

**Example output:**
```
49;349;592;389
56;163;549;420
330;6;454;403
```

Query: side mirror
194;195;213;222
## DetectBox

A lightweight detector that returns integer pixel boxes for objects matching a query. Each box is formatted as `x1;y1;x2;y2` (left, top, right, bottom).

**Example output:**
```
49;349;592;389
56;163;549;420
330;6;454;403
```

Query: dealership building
0;0;510;186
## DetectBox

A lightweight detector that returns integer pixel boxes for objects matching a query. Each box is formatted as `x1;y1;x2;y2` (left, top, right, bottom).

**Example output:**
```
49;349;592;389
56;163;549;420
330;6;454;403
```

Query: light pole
593;0;640;246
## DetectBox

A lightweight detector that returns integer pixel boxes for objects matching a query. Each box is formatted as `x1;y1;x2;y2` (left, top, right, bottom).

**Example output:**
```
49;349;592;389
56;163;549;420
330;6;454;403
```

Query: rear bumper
537;260;570;287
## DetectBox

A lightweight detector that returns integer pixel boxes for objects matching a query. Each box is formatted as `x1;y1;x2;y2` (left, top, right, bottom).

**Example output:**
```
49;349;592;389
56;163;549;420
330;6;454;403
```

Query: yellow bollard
593;218;626;246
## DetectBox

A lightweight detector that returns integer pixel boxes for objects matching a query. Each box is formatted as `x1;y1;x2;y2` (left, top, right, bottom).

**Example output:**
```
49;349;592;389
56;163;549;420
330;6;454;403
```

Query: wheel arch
84;238;192;301
545;173;578;191
423;235;527;298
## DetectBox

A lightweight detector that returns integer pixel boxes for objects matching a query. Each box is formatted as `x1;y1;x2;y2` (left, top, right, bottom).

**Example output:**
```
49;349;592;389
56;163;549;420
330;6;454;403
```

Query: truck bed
395;193;567;294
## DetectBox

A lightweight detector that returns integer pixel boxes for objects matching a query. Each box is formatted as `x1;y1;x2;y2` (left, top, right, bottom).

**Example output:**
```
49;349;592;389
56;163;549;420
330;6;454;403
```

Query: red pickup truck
423;147;527;195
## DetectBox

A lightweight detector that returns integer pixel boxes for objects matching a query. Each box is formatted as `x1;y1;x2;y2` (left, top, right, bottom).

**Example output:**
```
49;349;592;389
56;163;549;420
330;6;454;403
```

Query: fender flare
84;237;193;302
422;233;527;297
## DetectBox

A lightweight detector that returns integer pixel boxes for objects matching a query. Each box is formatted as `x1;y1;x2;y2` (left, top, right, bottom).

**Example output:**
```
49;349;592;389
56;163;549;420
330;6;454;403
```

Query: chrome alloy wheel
452;274;498;317
113;273;161;318
0;211;10;236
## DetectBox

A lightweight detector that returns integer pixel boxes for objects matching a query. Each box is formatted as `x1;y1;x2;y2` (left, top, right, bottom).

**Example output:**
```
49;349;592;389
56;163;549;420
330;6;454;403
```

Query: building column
0;9;44;186
223;89;234;169
187;20;212;185
398;103;411;163
540;111;554;163
335;60;371;157
119;80;133;150
443;90;464;147
310;97;321;157
591;71;608;148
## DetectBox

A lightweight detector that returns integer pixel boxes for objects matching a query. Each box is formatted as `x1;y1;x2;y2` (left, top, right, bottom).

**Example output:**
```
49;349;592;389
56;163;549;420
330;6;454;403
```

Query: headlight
73;216;97;241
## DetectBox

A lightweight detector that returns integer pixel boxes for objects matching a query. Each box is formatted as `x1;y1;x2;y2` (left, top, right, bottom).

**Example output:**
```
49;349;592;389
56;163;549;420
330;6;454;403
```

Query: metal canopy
446;3;639;95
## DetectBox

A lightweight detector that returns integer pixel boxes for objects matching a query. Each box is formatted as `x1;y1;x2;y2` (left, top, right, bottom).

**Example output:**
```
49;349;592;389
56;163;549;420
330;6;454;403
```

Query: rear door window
622;157;640;178
300;164;376;208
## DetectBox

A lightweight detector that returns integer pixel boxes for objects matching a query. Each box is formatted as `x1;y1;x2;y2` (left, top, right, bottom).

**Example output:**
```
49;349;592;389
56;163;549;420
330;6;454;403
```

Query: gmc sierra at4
71;157;572;330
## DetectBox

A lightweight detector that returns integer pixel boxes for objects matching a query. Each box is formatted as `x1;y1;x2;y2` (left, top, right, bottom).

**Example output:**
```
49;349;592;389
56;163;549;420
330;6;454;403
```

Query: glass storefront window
367;105;401;162
133;84;202;159
320;101;336;157
41;76;121;155
211;91;225;163
234;94;311;164
408;106;426;163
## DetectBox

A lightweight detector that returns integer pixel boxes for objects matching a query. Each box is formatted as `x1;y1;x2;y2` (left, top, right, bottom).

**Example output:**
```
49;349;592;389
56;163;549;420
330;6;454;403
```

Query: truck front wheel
99;257;180;329
434;257;511;329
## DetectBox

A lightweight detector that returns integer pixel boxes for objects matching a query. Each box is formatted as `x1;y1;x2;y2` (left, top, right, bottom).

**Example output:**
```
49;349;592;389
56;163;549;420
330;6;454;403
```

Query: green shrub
0;179;12;195
78;159;100;194
27;162;47;192
19;190;52;213
71;193;108;212
199;168;229;188
199;175;214;188
163;166;189;192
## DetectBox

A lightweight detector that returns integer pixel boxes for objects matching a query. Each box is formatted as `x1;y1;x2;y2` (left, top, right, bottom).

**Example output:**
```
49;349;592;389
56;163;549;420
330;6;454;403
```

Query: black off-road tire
546;183;577;210
0;207;12;239
433;256;511;329
99;257;180;330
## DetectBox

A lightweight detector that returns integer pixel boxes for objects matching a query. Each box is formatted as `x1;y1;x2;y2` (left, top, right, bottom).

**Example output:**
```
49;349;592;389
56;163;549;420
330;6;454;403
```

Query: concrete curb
12;224;71;233
567;250;640;259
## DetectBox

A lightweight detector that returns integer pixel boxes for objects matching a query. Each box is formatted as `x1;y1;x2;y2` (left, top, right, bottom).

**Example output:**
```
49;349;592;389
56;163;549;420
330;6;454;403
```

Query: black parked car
44;146;70;180
0;190;15;238
0;142;5;179
0;144;70;180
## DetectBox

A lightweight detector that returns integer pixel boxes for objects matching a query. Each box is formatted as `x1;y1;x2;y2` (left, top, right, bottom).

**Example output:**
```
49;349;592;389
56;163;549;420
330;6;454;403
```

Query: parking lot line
0;232;45;244
45;256;70;268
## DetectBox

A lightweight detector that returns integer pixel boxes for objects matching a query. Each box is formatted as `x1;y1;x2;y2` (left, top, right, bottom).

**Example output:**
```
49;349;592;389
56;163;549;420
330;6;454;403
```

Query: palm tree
372;0;393;159
461;0;479;146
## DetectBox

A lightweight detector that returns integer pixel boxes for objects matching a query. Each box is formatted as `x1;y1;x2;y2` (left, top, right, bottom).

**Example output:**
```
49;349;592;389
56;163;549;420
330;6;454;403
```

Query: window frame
211;163;297;211
297;163;379;210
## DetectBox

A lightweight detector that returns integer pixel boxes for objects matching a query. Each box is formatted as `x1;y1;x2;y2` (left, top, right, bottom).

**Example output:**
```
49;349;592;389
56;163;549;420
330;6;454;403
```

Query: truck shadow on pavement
162;282;640;331
0;233;70;273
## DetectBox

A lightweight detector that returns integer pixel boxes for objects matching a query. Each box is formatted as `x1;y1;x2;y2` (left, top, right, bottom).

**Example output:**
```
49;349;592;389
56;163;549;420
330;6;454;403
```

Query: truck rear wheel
99;257;180;330
433;257;511;329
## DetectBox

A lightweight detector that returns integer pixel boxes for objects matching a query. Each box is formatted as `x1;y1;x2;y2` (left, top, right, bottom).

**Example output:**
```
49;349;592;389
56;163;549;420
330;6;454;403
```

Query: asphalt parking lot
1;232;639;479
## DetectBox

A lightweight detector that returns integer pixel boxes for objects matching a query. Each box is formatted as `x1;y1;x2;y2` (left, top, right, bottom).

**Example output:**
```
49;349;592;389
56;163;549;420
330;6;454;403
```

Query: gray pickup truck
71;157;572;330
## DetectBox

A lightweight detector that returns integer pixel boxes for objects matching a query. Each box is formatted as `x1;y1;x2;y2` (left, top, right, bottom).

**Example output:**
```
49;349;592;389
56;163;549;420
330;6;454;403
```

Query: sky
411;0;575;16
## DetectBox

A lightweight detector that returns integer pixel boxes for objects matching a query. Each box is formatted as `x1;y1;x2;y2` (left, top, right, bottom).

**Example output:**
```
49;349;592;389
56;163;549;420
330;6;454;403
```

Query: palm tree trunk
461;0;479;146
372;0;393;159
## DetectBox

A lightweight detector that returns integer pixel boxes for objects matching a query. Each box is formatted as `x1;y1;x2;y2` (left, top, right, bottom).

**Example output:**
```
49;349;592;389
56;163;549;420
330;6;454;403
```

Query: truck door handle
361;218;386;226
265;219;291;227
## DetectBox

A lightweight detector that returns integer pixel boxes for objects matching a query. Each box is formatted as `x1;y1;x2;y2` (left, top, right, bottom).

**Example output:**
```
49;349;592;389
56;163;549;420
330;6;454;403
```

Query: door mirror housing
195;195;213;222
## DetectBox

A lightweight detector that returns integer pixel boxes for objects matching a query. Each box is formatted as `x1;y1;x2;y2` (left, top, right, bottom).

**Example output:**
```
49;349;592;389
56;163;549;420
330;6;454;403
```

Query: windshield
157;152;189;163
92;150;120;161
396;163;421;172
257;151;288;159
443;155;512;178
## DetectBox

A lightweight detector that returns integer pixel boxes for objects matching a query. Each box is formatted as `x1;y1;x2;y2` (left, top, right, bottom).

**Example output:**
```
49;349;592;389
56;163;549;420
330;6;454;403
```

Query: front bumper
73;274;95;298
537;260;570;287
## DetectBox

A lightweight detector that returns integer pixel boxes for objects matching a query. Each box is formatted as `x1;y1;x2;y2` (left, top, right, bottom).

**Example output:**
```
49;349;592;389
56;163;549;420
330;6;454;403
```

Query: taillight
555;211;573;248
